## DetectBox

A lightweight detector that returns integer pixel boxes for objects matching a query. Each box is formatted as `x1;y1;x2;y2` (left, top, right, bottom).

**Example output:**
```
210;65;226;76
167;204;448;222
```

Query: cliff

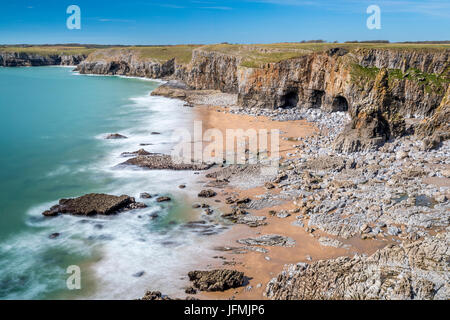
0;52;87;66
4;44;448;152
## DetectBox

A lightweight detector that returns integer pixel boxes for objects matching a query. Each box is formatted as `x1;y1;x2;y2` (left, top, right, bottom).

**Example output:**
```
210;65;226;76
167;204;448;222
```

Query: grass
0;46;96;56
350;64;381;82
349;63;449;94
388;67;450;94
85;45;201;65
202;42;450;68
132;45;201;64
2;43;449;69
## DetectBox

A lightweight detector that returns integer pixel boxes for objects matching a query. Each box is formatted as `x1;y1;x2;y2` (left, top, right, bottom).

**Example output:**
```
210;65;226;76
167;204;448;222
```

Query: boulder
42;193;143;217
188;269;245;292
121;149;152;157
105;133;127;139
237;234;295;247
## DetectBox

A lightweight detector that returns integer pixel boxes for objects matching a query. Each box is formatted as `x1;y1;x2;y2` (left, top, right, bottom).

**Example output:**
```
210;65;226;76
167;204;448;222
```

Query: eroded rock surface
42;193;144;217
266;233;450;300
237;234;295;247
188;269;245;292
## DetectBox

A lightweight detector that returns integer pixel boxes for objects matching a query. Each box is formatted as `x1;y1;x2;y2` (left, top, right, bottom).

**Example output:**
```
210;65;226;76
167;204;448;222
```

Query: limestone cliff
265;232;449;300
0;52;86;66
76;49;175;78
178;47;449;152
10;45;447;152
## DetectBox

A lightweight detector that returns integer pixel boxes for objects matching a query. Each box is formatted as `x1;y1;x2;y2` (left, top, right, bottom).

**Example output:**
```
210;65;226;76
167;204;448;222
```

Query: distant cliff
0;52;87;66
3;45;448;152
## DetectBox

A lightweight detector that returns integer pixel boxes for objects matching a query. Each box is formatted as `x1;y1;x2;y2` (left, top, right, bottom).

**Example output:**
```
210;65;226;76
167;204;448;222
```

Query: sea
0;66;216;299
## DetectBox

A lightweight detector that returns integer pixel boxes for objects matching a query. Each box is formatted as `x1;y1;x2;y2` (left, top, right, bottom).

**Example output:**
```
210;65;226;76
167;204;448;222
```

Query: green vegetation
2;43;449;70
132;45;201;64
84;45;201;65
349;62;449;95
388;67;449;94
203;42;450;68
350;64;380;82
0;46;96;56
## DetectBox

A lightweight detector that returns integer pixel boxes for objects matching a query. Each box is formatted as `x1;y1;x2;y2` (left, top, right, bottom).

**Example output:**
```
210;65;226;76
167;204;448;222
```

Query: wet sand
184;104;389;300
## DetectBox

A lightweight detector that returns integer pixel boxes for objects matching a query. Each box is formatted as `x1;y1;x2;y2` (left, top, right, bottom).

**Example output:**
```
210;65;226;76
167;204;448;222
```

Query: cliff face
76;50;175;78
265;233;450;300
14;46;448;152
0;52;86;66
176;47;448;152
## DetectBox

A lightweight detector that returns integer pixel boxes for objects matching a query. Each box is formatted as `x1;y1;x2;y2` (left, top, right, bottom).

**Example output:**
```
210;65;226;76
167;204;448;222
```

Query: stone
105;133;127;139
42;193;141;217
156;196;171;202
120;154;213;171
198;189;217;198
187;269;245;292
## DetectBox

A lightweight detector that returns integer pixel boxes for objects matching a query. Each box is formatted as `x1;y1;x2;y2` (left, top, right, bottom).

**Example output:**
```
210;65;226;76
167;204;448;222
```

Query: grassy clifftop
84;45;202;65
2;43;449;68
202;43;450;68
0;45;96;56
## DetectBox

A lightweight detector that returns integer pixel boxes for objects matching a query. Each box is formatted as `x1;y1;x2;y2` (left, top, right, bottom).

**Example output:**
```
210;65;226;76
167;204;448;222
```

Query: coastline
0;64;448;300
147;81;450;300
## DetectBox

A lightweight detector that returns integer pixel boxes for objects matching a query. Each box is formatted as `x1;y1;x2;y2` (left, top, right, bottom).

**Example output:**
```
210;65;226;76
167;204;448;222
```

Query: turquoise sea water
0;67;214;299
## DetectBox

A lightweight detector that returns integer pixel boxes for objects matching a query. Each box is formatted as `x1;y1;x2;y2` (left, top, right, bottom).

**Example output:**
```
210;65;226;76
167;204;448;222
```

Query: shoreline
0;65;447;300
148;81;450;300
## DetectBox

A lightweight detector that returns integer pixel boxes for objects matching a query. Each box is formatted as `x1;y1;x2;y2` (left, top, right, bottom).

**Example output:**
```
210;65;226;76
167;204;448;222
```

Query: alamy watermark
171;121;280;176
66;265;81;290
66;5;81;30
367;5;381;30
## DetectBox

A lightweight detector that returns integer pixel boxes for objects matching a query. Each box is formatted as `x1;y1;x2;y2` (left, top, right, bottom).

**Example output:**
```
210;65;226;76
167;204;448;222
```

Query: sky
0;0;449;44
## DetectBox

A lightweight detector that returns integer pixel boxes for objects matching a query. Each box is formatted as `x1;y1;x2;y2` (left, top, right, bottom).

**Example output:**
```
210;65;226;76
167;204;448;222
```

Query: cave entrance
281;91;299;108
331;96;349;112
310;90;325;108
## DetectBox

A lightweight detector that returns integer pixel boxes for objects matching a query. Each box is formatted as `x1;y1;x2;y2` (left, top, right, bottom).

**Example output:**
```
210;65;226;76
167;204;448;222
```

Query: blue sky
0;0;449;44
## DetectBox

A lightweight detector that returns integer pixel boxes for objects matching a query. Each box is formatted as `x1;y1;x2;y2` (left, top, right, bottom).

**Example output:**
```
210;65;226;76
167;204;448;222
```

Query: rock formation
187;269;245;292
42;193;145;216
0;52;86;66
77;46;448;152
265;232;449;300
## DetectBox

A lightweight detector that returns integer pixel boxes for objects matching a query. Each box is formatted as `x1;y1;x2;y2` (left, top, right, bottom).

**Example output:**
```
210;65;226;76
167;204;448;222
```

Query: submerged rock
121;149;153;157
265;234;450;300
156;196;171;203
187;269;245;292
105;133;127;139
42;193;144;217
141;291;172;300
140;192;152;199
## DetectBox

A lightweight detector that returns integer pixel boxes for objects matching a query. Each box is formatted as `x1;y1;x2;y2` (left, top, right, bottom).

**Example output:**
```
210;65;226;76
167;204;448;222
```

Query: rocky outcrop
237;234;295;247
178;47;448;152
187;269;245;291
76;49;175;78
265;233;449;300
0;52;86;66
119;154;213;170
7;46;448;152
42;193;145;217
